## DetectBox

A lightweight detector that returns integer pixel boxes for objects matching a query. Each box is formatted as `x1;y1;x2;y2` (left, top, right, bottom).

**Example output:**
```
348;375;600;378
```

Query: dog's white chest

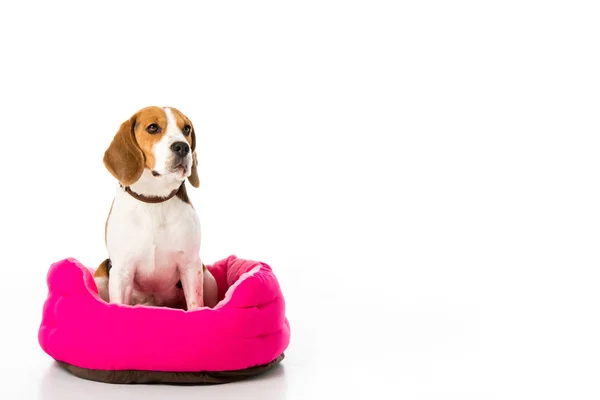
106;189;201;294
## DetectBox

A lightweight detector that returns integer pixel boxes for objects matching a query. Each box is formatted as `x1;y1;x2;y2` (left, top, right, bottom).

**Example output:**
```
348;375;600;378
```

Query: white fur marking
151;107;192;180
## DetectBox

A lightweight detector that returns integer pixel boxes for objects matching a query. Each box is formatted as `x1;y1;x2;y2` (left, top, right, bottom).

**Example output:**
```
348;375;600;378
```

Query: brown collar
123;185;181;204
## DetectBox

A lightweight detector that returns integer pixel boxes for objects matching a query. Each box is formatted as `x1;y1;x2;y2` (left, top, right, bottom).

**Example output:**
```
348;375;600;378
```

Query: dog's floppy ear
187;124;200;188
103;115;144;186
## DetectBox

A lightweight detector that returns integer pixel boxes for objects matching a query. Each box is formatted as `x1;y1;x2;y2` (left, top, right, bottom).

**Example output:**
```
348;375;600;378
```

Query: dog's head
103;106;199;188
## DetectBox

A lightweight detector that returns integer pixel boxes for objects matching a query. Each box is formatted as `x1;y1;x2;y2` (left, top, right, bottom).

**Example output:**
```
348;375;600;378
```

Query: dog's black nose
170;141;190;157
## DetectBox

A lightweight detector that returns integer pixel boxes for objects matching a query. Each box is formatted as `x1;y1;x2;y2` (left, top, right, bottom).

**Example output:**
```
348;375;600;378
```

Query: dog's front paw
186;299;204;310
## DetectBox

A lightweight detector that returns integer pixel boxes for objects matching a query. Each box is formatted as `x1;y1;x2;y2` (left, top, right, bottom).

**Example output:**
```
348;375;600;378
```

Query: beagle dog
93;106;218;310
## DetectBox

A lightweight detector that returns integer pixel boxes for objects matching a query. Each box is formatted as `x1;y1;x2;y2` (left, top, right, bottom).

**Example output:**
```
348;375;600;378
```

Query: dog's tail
93;258;111;302
93;258;112;278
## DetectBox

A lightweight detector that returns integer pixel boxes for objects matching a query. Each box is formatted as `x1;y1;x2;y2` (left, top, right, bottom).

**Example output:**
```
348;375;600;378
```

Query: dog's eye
146;124;161;134
182;125;191;136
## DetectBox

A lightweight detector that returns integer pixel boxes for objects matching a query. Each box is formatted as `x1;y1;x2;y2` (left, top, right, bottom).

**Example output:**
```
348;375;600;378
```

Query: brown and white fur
94;106;218;310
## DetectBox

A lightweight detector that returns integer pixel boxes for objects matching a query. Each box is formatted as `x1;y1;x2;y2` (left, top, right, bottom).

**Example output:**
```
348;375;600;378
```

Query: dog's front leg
108;261;134;305
179;258;204;310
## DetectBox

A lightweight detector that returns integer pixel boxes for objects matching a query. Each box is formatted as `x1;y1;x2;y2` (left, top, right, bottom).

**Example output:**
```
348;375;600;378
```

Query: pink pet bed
38;255;290;384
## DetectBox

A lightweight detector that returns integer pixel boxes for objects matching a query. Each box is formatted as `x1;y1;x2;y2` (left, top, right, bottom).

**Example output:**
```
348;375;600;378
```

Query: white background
1;0;599;399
